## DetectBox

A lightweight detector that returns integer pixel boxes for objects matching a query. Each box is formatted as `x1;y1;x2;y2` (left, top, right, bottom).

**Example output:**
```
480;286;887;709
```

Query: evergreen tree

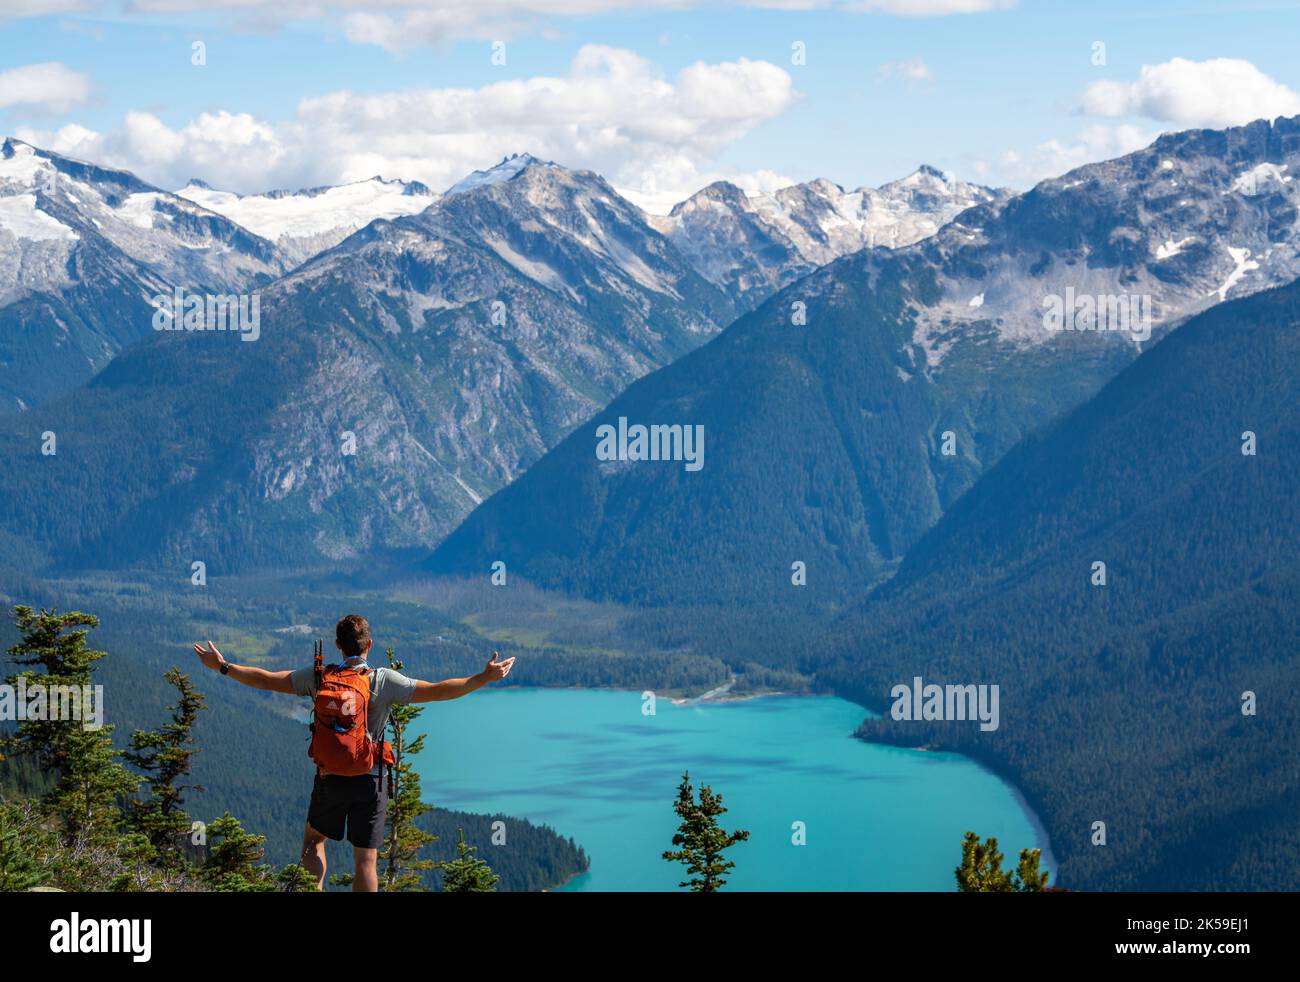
440;828;499;893
661;771;749;892
109;832;161;892
122;667;207;866
0;603;334;893
1015;847;1051;892
0;803;51;891
380;648;438;891
955;832;1051;892
201;813;277;892
1;606;137;843
276;863;321;893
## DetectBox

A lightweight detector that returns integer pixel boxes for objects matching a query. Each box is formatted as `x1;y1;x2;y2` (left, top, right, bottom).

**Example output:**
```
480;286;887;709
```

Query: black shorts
307;771;388;850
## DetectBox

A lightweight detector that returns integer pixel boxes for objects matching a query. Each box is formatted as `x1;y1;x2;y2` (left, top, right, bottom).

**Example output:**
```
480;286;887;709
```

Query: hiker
192;614;515;892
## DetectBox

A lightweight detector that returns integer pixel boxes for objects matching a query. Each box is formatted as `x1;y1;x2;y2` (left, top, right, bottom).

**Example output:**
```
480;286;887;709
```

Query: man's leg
301;823;328;889
347;771;387;892
305;773;349;890
353;847;379;892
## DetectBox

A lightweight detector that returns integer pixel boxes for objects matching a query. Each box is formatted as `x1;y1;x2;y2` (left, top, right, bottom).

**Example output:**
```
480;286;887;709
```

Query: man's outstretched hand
192;640;226;672
482;651;516;682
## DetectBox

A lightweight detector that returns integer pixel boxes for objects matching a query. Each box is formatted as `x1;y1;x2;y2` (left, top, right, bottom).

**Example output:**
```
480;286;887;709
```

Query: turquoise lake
410;687;1054;891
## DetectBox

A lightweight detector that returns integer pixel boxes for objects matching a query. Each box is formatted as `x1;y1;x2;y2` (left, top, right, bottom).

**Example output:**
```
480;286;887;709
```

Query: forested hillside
814;277;1300;891
426;245;1130;605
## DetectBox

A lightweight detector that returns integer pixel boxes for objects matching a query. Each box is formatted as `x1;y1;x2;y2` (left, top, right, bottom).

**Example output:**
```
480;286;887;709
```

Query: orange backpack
307;640;395;777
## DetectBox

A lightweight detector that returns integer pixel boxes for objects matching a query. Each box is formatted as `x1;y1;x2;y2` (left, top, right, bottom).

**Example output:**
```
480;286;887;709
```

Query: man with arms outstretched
193;614;514;891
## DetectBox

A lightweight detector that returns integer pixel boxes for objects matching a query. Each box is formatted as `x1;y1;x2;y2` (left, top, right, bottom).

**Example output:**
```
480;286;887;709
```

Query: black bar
13;889;1280;969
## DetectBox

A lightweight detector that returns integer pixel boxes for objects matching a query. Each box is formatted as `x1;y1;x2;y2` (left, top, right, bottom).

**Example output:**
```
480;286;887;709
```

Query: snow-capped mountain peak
1;136;287;411
376;156;729;315
175;175;439;265
882;114;1300;364
2;138;55;186
667;180;752;214
747;165;1007;261
1;136;281;289
648;166;1011;307
891;163;951;185
444;153;557;197
0;139;79;244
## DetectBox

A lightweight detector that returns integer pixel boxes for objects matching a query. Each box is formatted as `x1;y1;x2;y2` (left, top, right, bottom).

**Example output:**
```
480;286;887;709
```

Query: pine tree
122;667;207;866
201;813;277;892
440;828;499;892
0;803;51;891
276;863;321;892
955;832;1051;892
661;771;749;892
108;833;160;892
380;649;438;891
2;604;309;893
1;606;138;845
1015;847;1051;892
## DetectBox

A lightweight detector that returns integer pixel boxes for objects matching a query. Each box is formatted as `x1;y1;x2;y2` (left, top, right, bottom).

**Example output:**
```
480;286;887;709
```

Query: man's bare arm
192;641;296;694
412;651;515;704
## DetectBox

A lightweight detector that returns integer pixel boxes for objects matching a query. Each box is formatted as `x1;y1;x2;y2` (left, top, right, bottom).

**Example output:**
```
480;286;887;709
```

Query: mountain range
4;118;1299;590
427;115;1300;606
649;165;1009;307
0;152;738;569
0;143;1010;571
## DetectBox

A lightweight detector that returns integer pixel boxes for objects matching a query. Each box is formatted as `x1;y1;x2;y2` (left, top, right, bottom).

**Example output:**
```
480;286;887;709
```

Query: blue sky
2;1;1298;208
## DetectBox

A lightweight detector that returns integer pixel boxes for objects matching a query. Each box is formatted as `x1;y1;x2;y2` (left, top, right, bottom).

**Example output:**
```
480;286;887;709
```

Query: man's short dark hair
336;614;371;659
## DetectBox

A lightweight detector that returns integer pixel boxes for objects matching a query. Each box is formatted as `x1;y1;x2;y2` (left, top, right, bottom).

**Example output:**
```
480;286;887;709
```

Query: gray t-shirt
291;661;419;748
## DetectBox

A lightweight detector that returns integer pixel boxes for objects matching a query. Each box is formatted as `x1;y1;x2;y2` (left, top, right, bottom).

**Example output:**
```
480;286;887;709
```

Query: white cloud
975;56;1300;190
341;9;521;50
974;124;1154;189
0;1;93;15
18;46;797;201
878;57;933;82
10;1;1017;47
1080;57;1300;129
0;62;93;114
619;164;798;214
846;0;1015;13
